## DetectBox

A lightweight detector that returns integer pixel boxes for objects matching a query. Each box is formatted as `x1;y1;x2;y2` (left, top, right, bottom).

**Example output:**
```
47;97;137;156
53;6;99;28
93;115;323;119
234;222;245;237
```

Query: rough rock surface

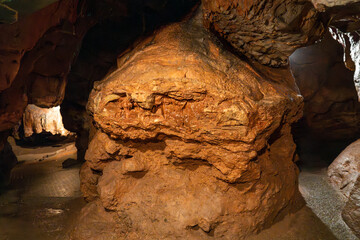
290;34;360;140
21;104;70;137
79;162;100;202
328;139;360;198
60;0;198;162
202;0;325;67
77;8;305;239
342;176;360;238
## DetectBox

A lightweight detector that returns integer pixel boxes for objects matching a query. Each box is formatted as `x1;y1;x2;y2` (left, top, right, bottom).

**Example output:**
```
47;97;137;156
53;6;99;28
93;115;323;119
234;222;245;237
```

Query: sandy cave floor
0;138;357;240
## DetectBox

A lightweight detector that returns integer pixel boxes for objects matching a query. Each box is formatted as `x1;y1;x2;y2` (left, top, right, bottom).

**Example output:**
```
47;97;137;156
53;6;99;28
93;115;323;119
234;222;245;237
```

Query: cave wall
1;0;360;238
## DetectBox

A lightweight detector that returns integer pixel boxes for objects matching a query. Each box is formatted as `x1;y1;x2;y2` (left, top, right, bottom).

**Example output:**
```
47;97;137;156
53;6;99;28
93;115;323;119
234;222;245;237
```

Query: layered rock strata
76;9;305;239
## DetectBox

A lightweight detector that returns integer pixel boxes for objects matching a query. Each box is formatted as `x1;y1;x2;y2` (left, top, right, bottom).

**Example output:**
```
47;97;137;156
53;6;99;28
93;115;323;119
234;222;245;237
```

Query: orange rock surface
79;9;305;239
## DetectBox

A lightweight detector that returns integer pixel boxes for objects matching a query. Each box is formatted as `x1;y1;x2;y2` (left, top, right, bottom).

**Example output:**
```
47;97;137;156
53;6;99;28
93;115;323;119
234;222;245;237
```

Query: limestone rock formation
328;139;360;198
22;104;70;137
78;8;305;239
202;0;325;67
342;176;360;238
60;0;198;162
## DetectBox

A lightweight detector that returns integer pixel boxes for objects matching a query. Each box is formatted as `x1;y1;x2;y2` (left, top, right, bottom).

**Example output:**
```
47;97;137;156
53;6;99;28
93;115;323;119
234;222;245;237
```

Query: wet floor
0;141;85;240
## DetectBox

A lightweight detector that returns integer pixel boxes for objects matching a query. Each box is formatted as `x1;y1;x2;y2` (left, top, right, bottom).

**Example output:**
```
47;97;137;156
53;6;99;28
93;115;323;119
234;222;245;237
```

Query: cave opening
289;32;360;239
1;0;360;239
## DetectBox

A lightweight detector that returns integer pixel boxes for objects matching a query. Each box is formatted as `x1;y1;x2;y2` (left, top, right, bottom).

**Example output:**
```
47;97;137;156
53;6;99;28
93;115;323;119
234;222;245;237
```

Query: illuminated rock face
77;10;304;239
22;104;70;137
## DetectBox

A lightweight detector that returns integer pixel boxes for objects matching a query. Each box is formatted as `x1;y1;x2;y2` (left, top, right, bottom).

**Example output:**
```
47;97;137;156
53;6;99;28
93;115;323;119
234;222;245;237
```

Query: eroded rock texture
21;104;70;137
202;0;325;67
77;9;304;239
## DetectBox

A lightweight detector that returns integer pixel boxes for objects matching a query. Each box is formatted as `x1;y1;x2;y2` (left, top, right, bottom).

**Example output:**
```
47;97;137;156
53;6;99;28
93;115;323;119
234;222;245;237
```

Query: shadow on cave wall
290;33;360;170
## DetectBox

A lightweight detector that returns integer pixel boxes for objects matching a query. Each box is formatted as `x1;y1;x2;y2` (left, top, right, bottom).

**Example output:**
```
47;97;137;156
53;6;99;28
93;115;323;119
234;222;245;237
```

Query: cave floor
0;140;85;240
0;140;354;240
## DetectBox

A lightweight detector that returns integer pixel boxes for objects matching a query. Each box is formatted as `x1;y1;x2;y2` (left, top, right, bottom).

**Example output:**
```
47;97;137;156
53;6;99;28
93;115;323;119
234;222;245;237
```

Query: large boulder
328;140;360;237
328;139;360;198
76;8;305;239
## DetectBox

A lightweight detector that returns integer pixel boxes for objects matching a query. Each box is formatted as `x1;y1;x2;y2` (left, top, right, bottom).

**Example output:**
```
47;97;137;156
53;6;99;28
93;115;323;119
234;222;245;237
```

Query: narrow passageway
0;138;85;240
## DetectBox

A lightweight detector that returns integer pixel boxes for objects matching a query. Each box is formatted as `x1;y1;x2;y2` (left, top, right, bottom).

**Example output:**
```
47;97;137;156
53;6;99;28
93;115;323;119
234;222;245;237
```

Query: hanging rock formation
73;5;314;238
201;0;325;67
21;104;70;137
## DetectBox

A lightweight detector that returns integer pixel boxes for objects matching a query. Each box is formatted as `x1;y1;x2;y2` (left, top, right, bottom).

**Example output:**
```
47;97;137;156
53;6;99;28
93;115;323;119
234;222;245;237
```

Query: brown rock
79;8;305;239
328;139;360;198
202;0;325;67
342;176;360;238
